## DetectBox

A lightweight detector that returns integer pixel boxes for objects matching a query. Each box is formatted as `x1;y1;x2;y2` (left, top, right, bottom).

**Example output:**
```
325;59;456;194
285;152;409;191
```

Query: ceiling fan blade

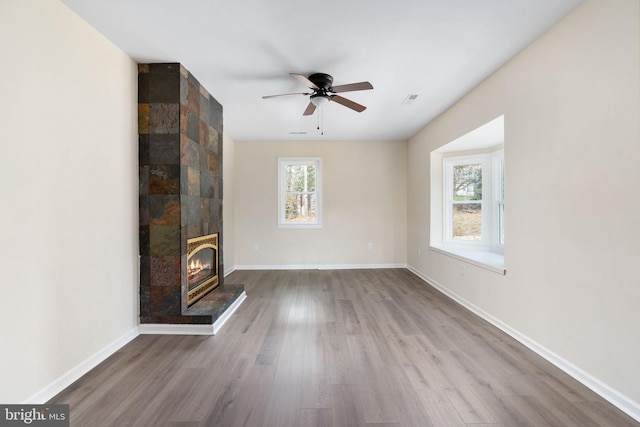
303;102;317;116
331;95;366;112
262;92;309;99
330;81;373;93
291;73;319;89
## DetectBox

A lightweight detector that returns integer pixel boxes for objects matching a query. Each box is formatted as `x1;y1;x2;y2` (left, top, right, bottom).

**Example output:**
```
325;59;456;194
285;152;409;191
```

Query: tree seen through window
453;163;482;240
284;163;317;222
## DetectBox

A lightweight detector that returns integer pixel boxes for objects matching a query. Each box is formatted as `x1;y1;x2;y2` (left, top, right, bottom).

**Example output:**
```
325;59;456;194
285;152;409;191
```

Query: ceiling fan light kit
262;72;373;135
310;95;330;107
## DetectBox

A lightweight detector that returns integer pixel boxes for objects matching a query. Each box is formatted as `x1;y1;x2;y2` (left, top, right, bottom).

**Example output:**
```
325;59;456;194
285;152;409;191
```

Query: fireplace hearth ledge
139;290;247;336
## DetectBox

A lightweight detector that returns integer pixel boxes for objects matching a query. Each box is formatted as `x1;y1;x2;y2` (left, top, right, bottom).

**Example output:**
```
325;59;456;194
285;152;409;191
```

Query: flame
188;257;212;279
189;258;202;274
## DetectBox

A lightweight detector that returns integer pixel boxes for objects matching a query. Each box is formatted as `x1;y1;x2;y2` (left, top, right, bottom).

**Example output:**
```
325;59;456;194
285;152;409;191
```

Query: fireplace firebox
187;233;219;306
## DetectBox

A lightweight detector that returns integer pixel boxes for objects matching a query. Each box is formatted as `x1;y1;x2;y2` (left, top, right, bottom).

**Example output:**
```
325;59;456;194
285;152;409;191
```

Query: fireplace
138;63;246;326
187;233;219;306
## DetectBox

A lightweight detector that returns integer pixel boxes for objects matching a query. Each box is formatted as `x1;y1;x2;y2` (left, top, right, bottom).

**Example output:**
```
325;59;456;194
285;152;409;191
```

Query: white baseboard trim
139;323;215;335
406;265;640;423
224;266;236;277
24;326;140;404
139;291;247;336
234;263;407;271
212;290;246;334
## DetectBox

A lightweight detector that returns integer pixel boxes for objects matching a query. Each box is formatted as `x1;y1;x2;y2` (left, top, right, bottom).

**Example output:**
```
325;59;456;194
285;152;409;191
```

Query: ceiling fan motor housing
309;73;334;90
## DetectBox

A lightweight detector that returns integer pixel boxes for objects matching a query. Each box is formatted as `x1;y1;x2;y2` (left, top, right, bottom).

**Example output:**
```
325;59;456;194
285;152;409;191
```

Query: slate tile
149;103;179;134
180;104;188;136
188;80;200;117
149;195;180;225
139;195;149;226
139;225;150;256
149;164;180;195
187;196;200;224
150;255;181;287
199;92;210;122
138;134;149;165
139;255;150;287
200;198;211;221
180;70;188;106
148;71;180;103
149;134;180;165
187;166;200;196
186;223;202;240
138;72;149;103
187;111;199;142
139;165;149;195
200;172;213;197
149;285;181;315
181;137;199;167
149;225;181;256
138;104;149;134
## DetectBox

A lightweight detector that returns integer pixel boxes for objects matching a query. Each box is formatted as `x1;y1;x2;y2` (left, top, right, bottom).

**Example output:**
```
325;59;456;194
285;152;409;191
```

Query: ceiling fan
262;72;373;116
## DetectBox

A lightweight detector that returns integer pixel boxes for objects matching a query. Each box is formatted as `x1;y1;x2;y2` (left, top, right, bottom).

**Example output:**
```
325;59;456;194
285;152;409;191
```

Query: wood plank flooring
50;269;638;426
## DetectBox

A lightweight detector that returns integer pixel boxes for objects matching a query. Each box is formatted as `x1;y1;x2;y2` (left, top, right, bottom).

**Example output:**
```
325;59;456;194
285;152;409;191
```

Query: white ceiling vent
402;94;419;105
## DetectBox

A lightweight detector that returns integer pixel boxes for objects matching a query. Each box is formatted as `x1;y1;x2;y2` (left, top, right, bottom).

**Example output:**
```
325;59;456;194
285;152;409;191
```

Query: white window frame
442;149;503;252
443;154;490;247
277;157;322;228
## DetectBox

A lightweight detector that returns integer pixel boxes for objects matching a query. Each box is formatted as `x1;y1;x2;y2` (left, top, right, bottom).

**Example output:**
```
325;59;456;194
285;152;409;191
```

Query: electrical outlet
460;264;466;276
418;247;421;255
253;243;259;251
367;242;373;250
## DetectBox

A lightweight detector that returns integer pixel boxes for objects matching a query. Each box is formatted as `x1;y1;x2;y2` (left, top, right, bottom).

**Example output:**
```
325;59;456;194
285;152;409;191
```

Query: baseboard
234;263;407;270
139;290;247;336
138;323;215;335
224;266;236;277
406;265;640;423
212;290;246;334
24;326;140;404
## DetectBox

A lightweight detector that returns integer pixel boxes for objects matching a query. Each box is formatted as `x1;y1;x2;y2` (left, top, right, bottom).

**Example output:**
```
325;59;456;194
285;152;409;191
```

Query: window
278;158;322;228
443;150;503;252
430;115;505;273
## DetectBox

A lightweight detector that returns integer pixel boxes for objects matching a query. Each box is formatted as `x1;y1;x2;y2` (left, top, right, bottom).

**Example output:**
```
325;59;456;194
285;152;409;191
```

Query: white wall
223;133;236;274
0;0;139;402
408;0;640;414
234;140;407;268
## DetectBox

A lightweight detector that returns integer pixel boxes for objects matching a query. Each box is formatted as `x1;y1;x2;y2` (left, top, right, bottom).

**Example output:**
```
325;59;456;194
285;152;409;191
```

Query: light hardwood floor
50;269;639;426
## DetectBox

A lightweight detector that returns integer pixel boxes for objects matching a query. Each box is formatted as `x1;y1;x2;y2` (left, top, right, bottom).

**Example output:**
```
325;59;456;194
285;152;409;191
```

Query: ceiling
60;0;583;142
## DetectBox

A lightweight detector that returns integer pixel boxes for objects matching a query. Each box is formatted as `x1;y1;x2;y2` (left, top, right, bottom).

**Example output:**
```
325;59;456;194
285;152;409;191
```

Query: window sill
277;223;322;229
430;245;506;275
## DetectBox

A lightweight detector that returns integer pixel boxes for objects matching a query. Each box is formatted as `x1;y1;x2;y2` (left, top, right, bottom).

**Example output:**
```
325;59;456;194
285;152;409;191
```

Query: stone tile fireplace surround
138;63;243;326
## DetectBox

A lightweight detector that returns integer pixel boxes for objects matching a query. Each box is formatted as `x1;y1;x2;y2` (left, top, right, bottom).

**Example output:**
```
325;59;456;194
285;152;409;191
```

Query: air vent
401;94;419;105
289;131;307;135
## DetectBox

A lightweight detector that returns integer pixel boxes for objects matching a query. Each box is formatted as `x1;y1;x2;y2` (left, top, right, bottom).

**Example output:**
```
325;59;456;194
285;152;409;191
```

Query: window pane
286;165;300;191
453;203;482;240
286;164;316;192
453;164;482;201
285;193;316;222
306;165;316;191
